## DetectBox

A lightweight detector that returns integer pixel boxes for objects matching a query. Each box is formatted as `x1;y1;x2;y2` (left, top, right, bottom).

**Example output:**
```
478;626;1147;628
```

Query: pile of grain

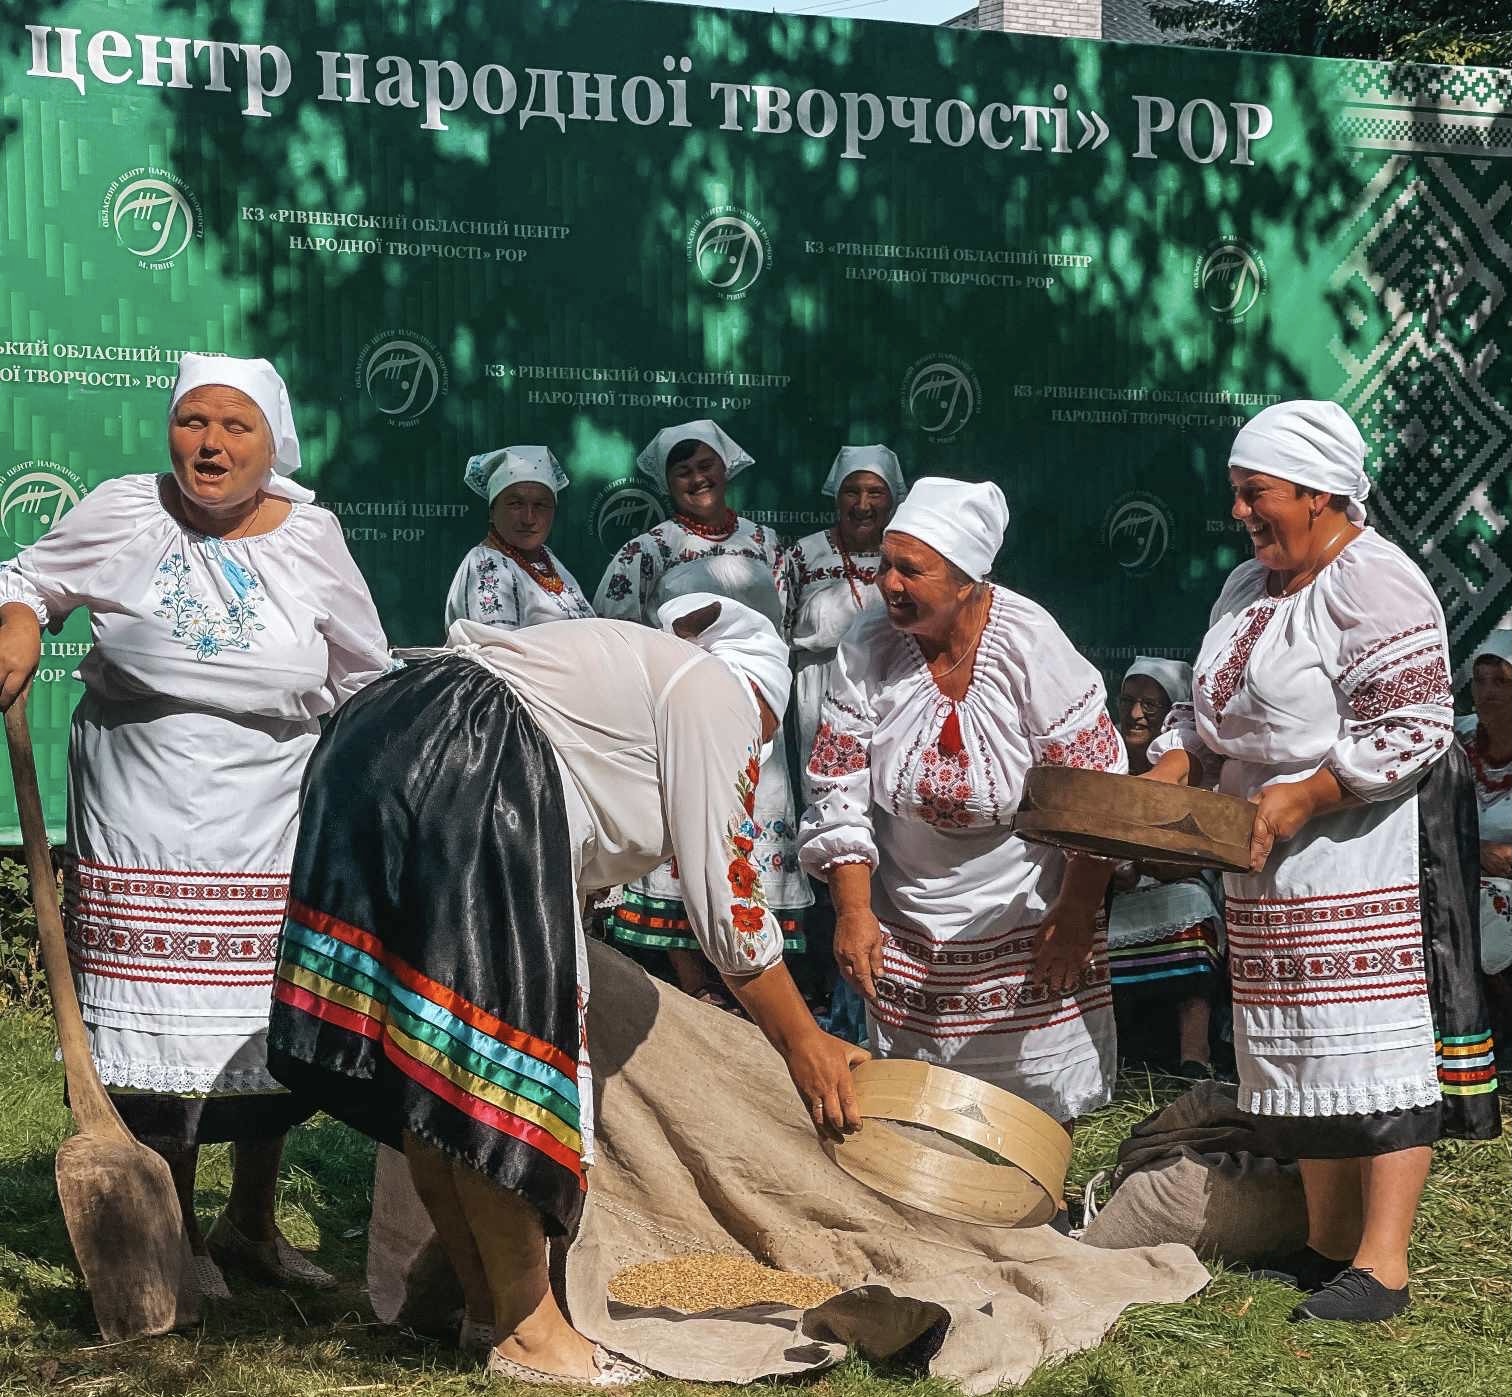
608;1253;840;1312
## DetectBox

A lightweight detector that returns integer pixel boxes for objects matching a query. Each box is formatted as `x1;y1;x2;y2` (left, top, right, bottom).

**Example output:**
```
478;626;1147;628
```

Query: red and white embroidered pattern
1199;601;1277;721
1462;725;1512;797
1039;712;1121;771
64;856;288;1001
914;743;975;828
1336;620;1437;689
1348;654;1453;721
1226;885;1428;1009
874;921;1111;1039
1040;684;1099;736
808;720;867;778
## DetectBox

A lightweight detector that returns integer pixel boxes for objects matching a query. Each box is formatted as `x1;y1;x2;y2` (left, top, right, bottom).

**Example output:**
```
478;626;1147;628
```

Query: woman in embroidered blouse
786;445;904;804
1144;400;1498;1324
593;420;810;1005
0;354;391;1298
798;477;1124;1135
266;595;865;1385
1460;631;1512;987
1107;656;1225;1077
443;445;593;633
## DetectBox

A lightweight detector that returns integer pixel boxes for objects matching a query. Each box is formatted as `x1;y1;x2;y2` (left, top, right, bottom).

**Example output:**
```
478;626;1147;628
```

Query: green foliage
0;856;44;1011
1149;1;1512;66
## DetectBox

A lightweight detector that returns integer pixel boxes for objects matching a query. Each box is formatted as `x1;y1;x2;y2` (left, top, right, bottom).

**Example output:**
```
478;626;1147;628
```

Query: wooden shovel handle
4;696;128;1140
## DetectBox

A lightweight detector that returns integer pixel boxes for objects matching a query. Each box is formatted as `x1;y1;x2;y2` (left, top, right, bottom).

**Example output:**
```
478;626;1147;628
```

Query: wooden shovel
4;697;198;1339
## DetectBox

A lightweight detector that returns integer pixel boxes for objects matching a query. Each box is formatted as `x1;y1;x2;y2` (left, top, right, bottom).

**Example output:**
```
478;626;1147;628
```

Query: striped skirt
266;654;586;1235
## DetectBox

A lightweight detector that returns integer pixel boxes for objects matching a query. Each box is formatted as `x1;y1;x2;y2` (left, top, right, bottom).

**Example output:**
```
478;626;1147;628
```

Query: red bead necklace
489;532;566;596
676;509;738;542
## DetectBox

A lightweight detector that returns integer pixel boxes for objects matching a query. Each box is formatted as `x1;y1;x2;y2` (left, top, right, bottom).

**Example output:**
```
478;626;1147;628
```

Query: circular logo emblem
687;206;770;300
356;331;449;427
592;477;667;550
1103;491;1174;577
902;355;980;442
1;461;87;550
1194;237;1267;322
100;168;201;269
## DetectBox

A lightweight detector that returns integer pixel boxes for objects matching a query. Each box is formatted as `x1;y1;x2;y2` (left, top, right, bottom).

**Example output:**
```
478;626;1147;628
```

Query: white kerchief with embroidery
1149;527;1454;1116
797;586;1126;1123
0;473;391;1094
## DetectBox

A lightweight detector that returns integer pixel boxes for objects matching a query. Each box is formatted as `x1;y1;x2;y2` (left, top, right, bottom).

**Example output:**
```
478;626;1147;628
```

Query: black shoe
1175;1059;1216;1080
1048;1206;1073;1236
1290;1267;1410;1323
1248;1246;1350;1292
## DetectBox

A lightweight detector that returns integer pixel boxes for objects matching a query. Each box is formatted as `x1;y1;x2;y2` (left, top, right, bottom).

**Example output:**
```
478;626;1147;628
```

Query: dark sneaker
1290;1267;1410;1323
1247;1246;1350;1292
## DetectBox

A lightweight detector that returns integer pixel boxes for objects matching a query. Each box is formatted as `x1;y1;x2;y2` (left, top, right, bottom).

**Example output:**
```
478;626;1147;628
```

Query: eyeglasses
1117;695;1171;716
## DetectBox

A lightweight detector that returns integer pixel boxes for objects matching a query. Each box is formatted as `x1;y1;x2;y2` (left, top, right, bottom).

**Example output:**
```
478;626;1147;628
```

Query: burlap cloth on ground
1081;1080;1307;1262
370;943;1209;1391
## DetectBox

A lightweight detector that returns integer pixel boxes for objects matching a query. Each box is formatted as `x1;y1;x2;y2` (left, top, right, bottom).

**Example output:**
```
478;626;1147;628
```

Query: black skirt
1264;744;1501;1159
265;654;585;1235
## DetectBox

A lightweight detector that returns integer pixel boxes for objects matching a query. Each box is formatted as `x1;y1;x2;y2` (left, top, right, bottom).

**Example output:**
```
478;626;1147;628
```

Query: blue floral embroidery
154;551;266;660
475;557;505;618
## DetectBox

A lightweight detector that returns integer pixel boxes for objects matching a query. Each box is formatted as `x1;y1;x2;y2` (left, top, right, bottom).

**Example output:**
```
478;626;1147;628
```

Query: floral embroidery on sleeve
1039;712;1122;770
726;748;772;961
809;720;867;778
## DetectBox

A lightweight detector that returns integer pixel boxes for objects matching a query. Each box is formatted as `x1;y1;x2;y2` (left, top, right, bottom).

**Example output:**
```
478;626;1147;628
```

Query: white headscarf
822;444;906;502
169;352;312;503
657;591;791;725
885;476;1009;581
1475;630;1512;667
1228;400;1371;524
1124;655;1193;706
636;420;753;485
463;446;569;504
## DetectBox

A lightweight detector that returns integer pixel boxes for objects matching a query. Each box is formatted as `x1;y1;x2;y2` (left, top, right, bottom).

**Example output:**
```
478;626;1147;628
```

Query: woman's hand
1248;769;1353;872
834;907;885;1001
782;1028;869;1141
1031;898;1098;996
1482;842;1512;879
1032;854;1110;996
0;604;42;712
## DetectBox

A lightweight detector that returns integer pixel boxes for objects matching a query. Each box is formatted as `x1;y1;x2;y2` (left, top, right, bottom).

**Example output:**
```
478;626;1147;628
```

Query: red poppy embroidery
732;904;765;935
728;858;758;899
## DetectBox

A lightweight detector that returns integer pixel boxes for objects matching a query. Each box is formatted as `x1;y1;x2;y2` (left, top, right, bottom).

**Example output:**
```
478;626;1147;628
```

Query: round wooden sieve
822;1060;1070;1228
1014;767;1256;873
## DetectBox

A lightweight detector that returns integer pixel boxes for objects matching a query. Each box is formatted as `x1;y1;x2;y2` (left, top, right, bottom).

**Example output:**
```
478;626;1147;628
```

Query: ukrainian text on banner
2;0;1508;837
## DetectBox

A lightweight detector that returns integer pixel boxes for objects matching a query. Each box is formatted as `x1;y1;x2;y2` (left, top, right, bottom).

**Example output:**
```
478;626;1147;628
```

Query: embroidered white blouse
1149;528;1454;1116
0;473;392;1094
783;528;882;800
443;542;593;633
593;516;809;910
798;587;1125;1121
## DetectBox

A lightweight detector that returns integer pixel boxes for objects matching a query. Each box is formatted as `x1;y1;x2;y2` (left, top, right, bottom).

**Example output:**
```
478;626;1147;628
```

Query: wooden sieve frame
823;1060;1071;1229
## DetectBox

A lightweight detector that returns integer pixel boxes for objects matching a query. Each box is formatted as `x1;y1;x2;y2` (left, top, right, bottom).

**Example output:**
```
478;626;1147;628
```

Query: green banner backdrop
2;0;1510;839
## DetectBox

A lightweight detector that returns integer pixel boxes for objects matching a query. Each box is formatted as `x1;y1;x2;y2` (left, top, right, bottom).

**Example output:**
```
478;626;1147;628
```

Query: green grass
0;1012;1507;1396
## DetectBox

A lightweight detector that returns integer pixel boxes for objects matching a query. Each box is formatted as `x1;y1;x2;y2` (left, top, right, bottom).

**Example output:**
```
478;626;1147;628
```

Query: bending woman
266;596;864;1385
1146;400;1498;1323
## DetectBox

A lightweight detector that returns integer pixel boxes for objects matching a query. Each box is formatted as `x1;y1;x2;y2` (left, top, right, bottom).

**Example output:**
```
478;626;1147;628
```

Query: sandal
460;1316;498;1353
206;1215;336;1289
486;1344;652;1387
189;1252;232;1301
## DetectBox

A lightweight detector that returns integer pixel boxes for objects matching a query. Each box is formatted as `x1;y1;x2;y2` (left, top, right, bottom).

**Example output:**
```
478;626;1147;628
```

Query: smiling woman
443;445;594;634
593;420;811;1007
0;353;392;1302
